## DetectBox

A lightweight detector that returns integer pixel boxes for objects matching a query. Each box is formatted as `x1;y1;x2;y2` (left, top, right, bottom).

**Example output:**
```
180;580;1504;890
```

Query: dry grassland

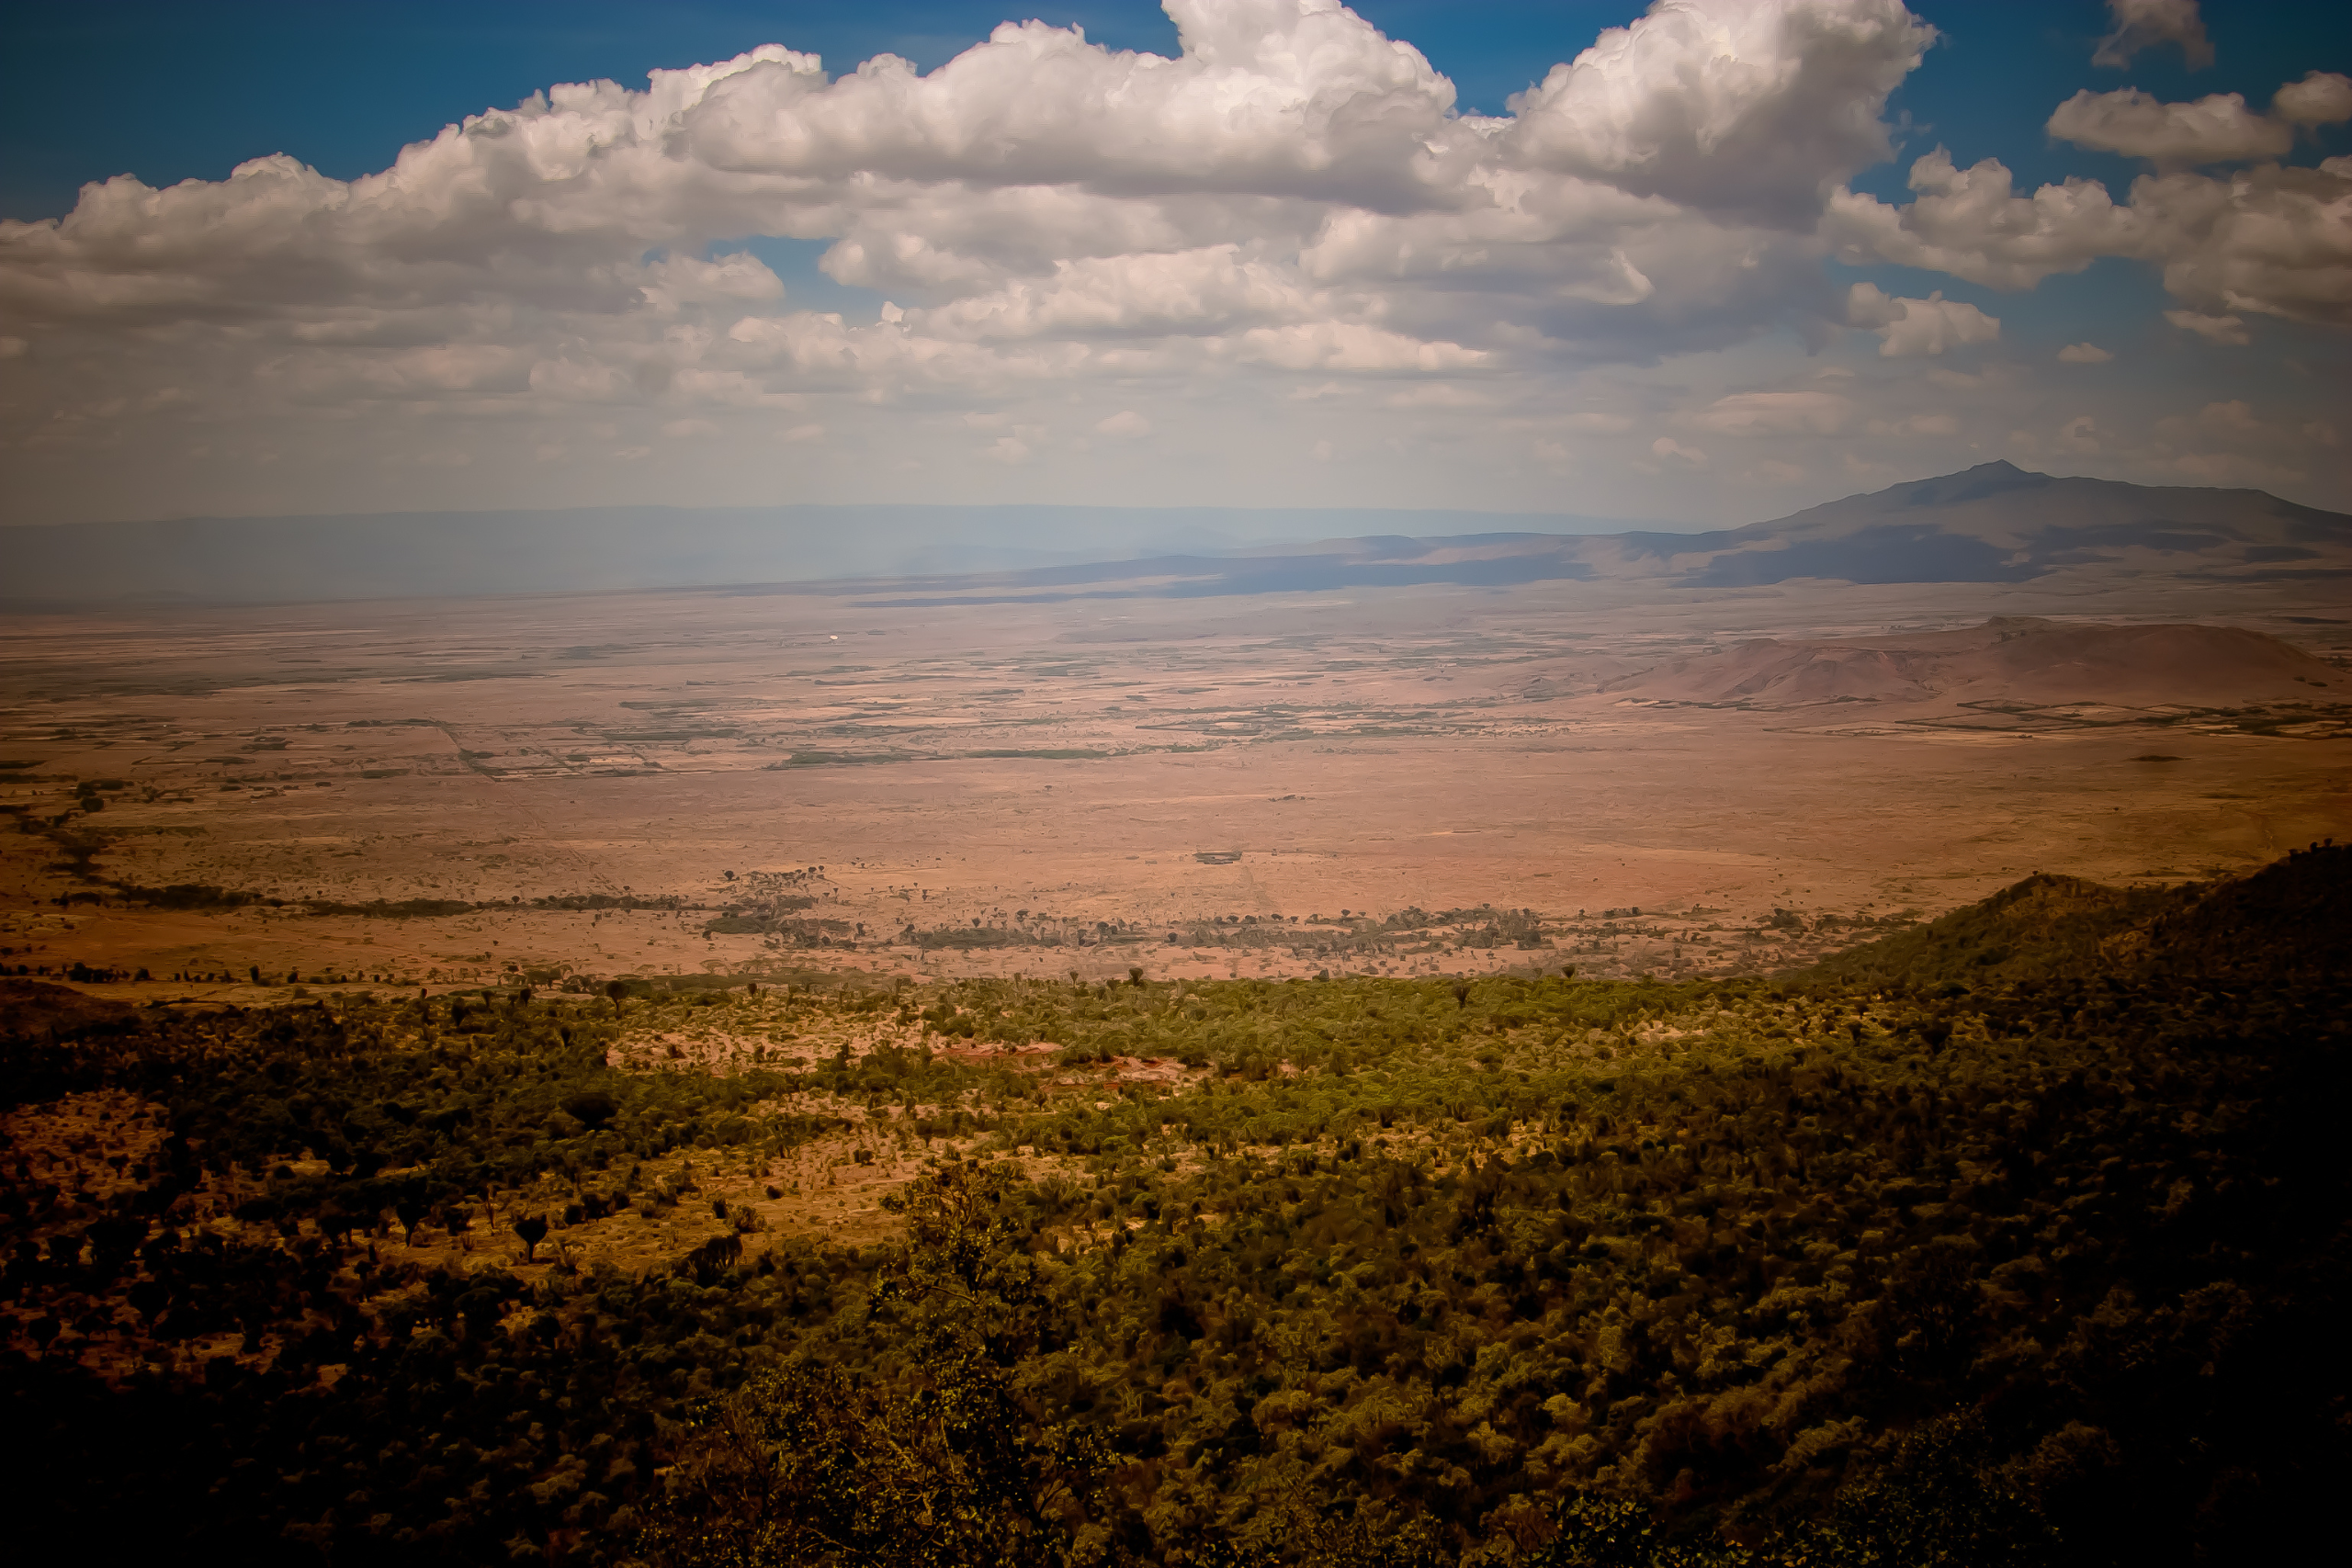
4;572;2346;998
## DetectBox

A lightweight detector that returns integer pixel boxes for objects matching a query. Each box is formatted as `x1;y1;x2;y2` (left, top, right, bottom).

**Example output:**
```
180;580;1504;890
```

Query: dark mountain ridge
817;460;2352;606
1628;460;2352;590
1783;840;2352;991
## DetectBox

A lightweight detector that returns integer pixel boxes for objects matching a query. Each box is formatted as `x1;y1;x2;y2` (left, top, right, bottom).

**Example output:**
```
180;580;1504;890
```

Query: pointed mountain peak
1892;459;2052;508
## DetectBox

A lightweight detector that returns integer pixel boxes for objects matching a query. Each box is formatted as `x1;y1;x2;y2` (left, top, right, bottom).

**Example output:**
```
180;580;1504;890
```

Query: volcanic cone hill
1604;615;2349;709
1583;459;2352;589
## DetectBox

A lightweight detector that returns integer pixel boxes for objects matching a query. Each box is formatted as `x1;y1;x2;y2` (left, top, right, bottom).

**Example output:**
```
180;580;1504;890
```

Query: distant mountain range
810;462;2352;608
0;502;1643;606
3;463;2346;606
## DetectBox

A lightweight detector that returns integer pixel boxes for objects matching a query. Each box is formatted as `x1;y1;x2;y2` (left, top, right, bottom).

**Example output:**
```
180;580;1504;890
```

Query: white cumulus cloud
1502;0;1934;226
1824;149;2143;288
1845;282;2000;356
2092;0;2213;71
2048;89;2290;167
1826;142;2352;327
2274;71;2352;128
1686;390;1852;436
2165;309;2249;344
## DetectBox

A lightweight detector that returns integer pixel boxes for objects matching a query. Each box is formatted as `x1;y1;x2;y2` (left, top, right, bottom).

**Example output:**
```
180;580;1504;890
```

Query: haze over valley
6;463;2349;999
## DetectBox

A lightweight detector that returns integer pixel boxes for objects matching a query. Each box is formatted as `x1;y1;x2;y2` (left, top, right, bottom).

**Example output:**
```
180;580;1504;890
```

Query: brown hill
1784;872;2173;989
1607;615;2346;709
0;978;138;1047
1786;842;2352;989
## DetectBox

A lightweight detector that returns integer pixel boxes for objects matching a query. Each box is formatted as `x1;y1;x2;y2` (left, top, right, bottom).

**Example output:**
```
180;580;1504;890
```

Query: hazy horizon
6;454;2344;607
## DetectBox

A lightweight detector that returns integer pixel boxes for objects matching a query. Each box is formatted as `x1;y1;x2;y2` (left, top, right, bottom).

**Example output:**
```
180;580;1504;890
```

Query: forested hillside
2;848;2346;1566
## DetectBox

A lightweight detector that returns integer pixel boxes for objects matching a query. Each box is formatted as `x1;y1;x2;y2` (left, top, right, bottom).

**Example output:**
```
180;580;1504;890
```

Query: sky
1;0;2347;532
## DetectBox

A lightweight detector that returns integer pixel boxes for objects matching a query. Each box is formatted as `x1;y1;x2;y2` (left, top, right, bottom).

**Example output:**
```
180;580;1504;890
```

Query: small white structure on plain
831;635;838;640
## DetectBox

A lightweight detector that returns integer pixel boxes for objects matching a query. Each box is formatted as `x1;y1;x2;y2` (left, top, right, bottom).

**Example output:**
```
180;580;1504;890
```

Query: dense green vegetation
1;848;2346;1565
893;903;1591;962
1782;875;2176;991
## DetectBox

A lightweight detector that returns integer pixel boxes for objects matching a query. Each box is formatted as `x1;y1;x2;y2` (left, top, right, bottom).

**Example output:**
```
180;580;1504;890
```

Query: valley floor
5;578;2346;997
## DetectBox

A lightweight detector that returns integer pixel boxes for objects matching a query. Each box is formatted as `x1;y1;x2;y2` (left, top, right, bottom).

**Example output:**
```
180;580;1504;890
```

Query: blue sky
9;3;2344;215
1;0;2346;527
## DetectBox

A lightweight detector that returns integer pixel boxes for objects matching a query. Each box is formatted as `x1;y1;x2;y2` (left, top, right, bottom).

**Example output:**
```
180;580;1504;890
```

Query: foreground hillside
2;848;2346;1565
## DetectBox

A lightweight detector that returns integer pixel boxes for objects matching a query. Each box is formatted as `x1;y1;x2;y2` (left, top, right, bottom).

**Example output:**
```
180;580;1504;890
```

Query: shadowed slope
1607;615;2347;708
0;978;138;1048
2127;839;2352;978
1782;874;2175;989
1785;843;2352;990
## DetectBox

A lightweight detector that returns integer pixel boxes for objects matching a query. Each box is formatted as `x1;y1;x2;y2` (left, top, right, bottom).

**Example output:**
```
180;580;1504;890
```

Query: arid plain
6;560;2347;1000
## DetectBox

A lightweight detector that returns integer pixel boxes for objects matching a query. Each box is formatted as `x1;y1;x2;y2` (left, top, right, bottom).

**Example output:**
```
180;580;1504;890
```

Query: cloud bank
0;0;2346;525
